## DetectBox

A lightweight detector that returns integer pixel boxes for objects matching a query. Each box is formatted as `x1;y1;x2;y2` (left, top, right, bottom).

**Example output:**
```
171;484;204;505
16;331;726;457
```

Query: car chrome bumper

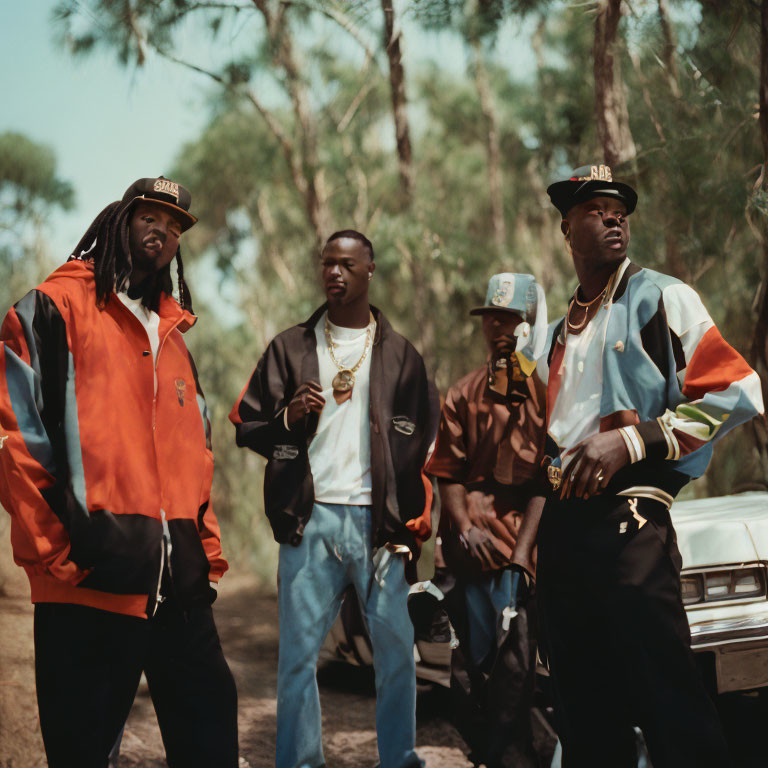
690;615;768;649
689;615;768;693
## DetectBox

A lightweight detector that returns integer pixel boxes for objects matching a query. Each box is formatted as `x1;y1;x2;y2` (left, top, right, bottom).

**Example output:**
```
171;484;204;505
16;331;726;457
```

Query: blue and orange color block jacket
0;260;227;618
540;261;765;499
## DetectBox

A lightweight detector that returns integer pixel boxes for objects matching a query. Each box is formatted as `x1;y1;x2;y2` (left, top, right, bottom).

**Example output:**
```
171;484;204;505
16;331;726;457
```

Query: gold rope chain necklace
573;285;607;308
566;285;607;333
324;311;375;394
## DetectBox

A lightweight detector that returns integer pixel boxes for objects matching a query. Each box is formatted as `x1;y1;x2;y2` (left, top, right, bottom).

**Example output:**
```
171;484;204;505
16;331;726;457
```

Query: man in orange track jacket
0;177;237;768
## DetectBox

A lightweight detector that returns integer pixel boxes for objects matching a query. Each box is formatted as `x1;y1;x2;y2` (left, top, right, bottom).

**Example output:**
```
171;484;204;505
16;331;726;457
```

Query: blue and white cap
470;273;548;362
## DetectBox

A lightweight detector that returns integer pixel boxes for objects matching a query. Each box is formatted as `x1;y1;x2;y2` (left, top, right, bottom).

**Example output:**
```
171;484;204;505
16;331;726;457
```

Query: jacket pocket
264;455;315;542
71;510;163;595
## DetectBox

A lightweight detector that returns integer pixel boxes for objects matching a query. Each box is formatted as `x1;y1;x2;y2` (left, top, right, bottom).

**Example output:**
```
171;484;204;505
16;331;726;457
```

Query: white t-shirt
547;307;608;453
117;291;161;393
308;312;375;505
548;258;630;454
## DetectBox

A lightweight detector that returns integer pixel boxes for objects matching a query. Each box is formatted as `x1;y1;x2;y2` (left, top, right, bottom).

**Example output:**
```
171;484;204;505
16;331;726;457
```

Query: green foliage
0;132;74;215
51;0;768;576
0;132;74;314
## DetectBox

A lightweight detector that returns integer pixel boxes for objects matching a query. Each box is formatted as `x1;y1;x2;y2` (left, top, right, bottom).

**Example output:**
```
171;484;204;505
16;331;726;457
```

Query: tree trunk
751;0;768;399
593;0;637;169
471;40;506;260
380;0;414;209
253;0;329;247
743;0;768;485
657;0;681;98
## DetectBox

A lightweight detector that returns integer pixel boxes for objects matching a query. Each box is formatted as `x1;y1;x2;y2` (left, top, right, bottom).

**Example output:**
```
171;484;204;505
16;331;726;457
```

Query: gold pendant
332;370;355;392
332;370;355;404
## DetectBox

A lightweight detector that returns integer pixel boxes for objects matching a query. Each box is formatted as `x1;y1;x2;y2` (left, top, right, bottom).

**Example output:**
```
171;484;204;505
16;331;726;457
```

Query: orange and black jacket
0;260;227;619
229;305;440;577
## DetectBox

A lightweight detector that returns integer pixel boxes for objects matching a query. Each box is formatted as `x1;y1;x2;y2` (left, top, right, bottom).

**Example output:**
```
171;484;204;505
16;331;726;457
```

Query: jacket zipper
114;298;185;615
151;507;175;616
152;526;166;617
149;328;181;615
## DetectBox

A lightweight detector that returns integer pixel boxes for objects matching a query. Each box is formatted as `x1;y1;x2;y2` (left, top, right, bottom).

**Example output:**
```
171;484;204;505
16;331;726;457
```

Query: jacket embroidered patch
392;416;416;435
273;444;300;460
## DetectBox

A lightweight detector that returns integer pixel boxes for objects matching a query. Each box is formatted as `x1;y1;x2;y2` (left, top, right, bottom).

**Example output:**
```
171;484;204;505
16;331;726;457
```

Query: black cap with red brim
546;163;637;217
121;176;197;231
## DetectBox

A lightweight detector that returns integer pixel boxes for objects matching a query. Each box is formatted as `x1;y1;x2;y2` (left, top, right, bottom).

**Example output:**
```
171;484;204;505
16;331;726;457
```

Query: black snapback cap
121;176;197;231
546;164;637;217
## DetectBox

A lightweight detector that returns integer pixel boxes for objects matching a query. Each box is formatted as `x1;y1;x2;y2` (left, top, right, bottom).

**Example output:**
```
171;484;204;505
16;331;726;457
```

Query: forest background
2;0;768;585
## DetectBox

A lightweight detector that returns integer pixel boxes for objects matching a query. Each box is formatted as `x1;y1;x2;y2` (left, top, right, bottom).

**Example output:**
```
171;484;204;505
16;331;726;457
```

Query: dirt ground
0;561;473;768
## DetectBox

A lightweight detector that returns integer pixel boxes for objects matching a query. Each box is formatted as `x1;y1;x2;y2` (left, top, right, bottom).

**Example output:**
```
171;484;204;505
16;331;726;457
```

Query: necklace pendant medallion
332;369;355;393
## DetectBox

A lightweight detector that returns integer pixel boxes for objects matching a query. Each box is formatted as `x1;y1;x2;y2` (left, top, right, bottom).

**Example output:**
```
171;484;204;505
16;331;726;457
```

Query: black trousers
440;569;539;768
537;493;731;768
34;597;238;768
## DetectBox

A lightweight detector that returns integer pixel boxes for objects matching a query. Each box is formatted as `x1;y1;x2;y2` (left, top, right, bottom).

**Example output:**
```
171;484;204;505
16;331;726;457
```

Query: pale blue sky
1;2;536;263
2;2;213;259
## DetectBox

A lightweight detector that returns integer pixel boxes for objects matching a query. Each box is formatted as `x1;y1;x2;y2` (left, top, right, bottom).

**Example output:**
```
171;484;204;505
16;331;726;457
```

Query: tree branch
381;0;413;208
593;0;637;169
471;39;506;258
657;0;681;98
250;0;329;242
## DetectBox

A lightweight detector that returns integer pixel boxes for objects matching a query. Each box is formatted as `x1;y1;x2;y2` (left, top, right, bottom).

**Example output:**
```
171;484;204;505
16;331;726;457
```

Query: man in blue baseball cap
426;273;549;768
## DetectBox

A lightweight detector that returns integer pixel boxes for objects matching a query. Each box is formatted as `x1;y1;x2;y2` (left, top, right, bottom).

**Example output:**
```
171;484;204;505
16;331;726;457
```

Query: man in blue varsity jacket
529;164;764;768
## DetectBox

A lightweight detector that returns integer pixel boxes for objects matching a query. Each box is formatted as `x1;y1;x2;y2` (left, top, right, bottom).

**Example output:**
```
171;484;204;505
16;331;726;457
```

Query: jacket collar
155;290;197;333
611;259;642;303
54;259;198;333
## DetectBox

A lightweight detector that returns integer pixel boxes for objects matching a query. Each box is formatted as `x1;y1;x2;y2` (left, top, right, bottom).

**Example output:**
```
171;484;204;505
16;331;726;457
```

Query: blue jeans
276;502;422;768
463;571;513;667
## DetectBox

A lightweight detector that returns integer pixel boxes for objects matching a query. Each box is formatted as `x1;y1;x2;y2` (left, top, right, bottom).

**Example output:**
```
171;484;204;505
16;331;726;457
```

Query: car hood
671;492;768;569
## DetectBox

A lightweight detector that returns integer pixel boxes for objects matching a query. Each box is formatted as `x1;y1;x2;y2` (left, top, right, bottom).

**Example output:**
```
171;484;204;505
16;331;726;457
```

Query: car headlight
682;565;767;606
681;574;704;605
704;572;731;599
732;568;764;597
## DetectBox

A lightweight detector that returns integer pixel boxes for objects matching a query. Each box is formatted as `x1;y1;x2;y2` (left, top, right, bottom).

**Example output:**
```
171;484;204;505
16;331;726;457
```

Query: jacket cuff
633;420;669;462
270;408;296;442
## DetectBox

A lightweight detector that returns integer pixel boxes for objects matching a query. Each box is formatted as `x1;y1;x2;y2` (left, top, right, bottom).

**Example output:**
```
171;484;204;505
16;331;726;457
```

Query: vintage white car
673;491;768;693
319;491;768;696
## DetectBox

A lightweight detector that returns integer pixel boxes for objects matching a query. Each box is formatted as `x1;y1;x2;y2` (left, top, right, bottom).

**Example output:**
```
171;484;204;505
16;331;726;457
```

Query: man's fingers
598;464;612;490
489;545;509;567
572;458;596;499
474;542;494;571
560;447;584;499
561;455;582;499
296;381;323;397
584;463;604;499
560;446;583;477
481;495;496;517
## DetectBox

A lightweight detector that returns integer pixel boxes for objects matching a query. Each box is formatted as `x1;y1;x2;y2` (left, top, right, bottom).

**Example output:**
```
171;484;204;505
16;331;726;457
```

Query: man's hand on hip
560;429;630;500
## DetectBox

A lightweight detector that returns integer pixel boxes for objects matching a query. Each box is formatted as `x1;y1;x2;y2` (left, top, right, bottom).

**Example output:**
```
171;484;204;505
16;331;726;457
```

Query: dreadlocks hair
69;200;194;314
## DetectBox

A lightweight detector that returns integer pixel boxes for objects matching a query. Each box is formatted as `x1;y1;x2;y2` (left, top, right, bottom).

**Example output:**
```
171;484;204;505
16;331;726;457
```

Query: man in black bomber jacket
230;230;439;768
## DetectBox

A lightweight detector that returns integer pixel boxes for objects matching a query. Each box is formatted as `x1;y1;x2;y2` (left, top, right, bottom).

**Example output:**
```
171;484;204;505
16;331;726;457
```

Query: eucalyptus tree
0;132;74;311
